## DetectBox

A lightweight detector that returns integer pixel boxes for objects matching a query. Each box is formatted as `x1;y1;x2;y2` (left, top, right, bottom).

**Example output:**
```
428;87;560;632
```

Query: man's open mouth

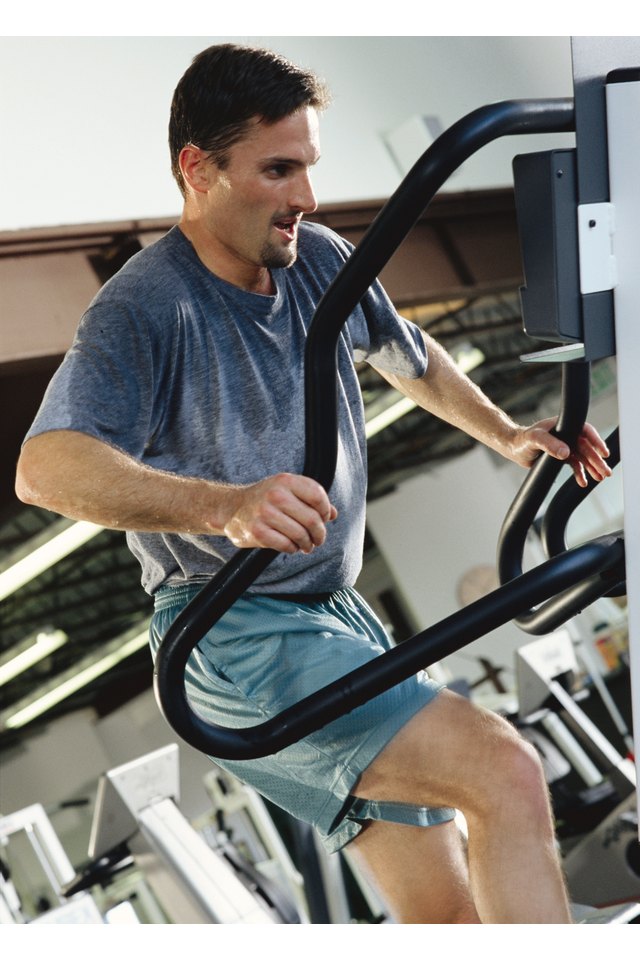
273;217;299;241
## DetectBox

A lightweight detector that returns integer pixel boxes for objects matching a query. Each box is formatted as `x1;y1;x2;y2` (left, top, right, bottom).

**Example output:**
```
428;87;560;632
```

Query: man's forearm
379;330;612;484
15;430;240;534
380;332;520;459
15;429;338;554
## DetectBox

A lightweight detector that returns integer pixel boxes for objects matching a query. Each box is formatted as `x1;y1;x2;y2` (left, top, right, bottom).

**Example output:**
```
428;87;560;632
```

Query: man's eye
267;164;289;178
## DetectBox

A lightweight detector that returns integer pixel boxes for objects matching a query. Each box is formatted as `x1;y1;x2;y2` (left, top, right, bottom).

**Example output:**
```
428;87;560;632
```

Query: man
16;44;611;923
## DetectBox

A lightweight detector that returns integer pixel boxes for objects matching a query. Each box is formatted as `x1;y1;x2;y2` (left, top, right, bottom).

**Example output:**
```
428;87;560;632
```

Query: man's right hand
223;473;338;555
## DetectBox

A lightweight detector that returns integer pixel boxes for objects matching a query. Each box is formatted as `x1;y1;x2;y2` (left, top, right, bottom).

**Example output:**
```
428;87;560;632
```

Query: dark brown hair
169;43;330;196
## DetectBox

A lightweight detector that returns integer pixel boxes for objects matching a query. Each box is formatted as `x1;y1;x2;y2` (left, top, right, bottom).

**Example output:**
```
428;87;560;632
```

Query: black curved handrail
540;427;626;604
497;363;625;633
154;97;579;759
497;361;591;585
302;98;576;488
156;538;623;759
541;428;620;558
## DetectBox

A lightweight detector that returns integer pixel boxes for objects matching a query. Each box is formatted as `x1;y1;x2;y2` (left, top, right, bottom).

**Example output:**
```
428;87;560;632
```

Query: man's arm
15;430;337;555
376;331;611;487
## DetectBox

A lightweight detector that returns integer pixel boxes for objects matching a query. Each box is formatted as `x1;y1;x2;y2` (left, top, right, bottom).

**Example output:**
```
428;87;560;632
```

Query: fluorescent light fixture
364;345;486;439
0;629;68;687
0;519;104;602
365;395;417;439
1;622;150;731
455;345;485;375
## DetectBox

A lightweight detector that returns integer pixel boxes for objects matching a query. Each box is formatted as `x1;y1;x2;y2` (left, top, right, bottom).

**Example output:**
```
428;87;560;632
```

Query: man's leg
348;818;480;923
348;688;572;924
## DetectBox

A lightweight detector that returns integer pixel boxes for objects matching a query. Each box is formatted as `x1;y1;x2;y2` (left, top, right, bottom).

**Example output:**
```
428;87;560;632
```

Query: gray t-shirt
26;222;427;595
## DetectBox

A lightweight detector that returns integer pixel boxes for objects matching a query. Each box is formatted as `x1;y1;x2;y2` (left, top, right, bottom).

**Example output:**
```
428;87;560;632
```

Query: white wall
0;36;573;231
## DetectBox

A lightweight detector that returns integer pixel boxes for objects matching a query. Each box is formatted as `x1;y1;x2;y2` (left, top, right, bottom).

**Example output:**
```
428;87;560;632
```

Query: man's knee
440;703;556;841
354;688;549;820
473;718;549;819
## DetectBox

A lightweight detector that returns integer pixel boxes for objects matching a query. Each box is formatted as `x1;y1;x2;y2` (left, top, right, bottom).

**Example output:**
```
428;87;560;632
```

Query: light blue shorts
150;584;455;854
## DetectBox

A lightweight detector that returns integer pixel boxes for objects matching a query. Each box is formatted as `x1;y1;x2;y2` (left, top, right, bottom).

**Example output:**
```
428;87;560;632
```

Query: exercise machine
0;744;315;923
63;743;306;923
1;741;375;924
512;629;638;905
0;802;106;923
153;38;640;920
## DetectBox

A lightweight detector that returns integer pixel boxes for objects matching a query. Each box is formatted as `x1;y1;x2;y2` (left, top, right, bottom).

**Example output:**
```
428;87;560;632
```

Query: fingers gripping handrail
154;98;579;759
540;428;626;606
540;428;620;559
498;361;592;585
496;363;625;634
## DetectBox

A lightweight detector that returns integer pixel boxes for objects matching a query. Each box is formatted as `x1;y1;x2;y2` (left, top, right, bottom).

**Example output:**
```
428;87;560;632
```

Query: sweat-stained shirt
26;221;428;595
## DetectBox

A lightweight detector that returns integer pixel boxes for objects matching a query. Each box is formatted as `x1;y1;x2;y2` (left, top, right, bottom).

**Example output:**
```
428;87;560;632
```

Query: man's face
201;106;320;289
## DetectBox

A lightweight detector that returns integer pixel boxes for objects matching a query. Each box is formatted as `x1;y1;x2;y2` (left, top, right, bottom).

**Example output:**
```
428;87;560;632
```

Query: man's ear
179;145;214;195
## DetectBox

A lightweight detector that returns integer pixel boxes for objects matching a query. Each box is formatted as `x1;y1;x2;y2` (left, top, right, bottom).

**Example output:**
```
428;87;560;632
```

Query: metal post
570;37;640;800
605;69;640;794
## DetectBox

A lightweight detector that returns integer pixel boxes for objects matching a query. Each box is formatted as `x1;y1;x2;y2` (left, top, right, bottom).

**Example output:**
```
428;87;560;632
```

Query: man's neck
178;216;275;296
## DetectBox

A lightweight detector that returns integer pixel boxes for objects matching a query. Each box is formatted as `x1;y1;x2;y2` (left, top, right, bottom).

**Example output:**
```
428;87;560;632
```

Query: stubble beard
260;237;298;271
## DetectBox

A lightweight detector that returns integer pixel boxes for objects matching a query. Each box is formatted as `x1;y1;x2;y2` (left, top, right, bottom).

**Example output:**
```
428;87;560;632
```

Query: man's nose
290;171;317;214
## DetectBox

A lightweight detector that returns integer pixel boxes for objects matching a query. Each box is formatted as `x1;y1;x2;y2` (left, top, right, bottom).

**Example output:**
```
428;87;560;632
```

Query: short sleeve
310;223;427;380
25;299;155;458
353;280;428;379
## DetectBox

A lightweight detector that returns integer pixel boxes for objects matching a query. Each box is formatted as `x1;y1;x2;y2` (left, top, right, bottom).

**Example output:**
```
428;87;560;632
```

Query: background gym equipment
512;630;638;906
65;743;299;924
0;742;386;925
0;801;105;924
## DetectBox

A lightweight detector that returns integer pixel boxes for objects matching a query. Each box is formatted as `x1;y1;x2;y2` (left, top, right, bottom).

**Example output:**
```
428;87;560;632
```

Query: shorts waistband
153;582;206;611
153;582;337;612
260;592;335;604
